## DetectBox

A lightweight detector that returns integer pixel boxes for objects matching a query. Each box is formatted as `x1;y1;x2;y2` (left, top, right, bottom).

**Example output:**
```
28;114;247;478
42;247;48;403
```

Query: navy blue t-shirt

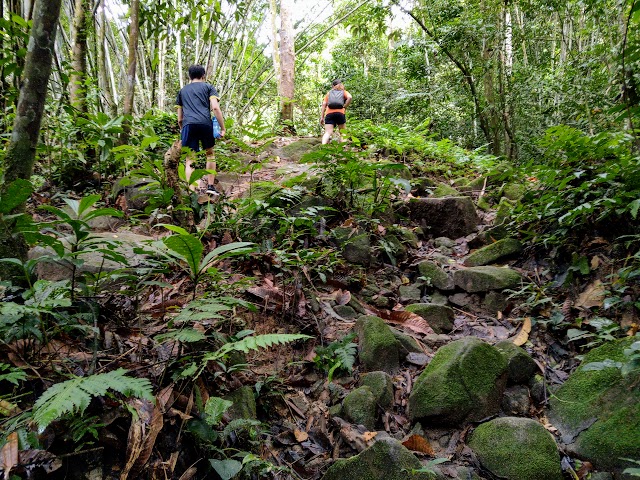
176;82;219;126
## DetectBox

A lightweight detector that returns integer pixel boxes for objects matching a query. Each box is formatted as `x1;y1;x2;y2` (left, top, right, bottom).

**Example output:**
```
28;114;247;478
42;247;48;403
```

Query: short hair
332;79;342;86
188;65;206;80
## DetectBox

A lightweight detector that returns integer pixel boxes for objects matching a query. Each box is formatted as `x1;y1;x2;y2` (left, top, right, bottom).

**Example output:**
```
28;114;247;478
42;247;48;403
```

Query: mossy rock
224;385;257;420
495;341;538;384
389;226;420;248
409;337;507;425
405;303;455;334
383;234;408;261
469;417;563;480
342;386;377;429
432;183;461;198
322;438;433;480
280;137;321;161
334;305;358;319
356;316;401;373
332;227;372;266
501;182;526;201
392;329;423;356
483;291;509;313
548;338;640;476
361;371;394;409
417;260;452;291
464;238;523;267
453;266;522;293
408;197;479;239
494;197;516;226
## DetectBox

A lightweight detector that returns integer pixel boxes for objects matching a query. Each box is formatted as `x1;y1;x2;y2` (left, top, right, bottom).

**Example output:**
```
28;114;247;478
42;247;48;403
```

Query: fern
214;333;311;357
155;329;207;343
0;363;27;386
204;397;233;426
33;369;154;430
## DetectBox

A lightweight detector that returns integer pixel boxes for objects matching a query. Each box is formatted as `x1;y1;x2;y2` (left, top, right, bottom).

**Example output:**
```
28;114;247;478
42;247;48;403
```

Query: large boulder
453;266;522;293
548;338;640;477
278;137;321;162
409;337;507;425
405;303;455;333
409;197;479;238
469;417;563;480
356;316;401;373
464;238;523;267
322;438;433;480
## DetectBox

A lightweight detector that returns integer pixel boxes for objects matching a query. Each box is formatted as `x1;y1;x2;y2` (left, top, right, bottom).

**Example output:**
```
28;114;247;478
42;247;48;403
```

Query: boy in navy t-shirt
176;65;226;195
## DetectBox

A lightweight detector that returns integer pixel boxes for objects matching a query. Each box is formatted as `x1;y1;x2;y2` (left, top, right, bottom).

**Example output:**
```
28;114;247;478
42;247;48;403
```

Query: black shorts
181;123;215;152
324;112;346;126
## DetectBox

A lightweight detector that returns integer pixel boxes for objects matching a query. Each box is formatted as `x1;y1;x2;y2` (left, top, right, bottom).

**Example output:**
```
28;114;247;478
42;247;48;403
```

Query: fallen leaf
335;289;351;306
575;280;605;309
402;434;435;456
293;429;309;443
512;317;532;346
377;309;435;336
0;432;18;479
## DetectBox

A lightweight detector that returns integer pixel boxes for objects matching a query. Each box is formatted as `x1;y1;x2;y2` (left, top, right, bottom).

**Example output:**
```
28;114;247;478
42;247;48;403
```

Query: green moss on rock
417;260;452;290
469;417;563;480
322;438;433;480
409;337;507;425
432;183;461;198
356;316;401;373
342;386;377;429
548;338;640;474
405;303;455;333
361;371;394;408
495;341;538;384
280;138;321;161
502;182;526;201
392;329;423;356
453;266;522;293
464;238;523;267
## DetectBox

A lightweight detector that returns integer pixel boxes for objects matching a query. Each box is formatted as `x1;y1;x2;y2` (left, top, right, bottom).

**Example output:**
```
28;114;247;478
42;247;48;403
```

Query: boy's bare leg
205;147;216;187
185;151;197;191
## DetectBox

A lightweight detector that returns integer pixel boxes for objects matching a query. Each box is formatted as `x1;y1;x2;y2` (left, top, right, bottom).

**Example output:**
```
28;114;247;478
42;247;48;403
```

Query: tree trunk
97;0;116;115
70;0;90;113
121;0;140;144
1;0;62;278
279;0;295;134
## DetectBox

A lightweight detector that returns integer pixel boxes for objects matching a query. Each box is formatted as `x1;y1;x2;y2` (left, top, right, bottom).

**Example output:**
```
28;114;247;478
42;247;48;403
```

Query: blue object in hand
212;117;222;139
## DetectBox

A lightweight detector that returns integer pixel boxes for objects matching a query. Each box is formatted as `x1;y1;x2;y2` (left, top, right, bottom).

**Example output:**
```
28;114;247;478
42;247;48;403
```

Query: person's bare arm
320;100;327;124
210;97;226;137
177;106;184;130
344;92;353;109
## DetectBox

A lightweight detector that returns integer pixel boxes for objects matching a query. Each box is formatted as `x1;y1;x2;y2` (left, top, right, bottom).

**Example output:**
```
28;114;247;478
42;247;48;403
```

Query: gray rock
392;330;423;356
529;374;547;404
453;266;522;293
405;303;455;333
409;197;479;238
406;352;430;366
430;291;449;305
224;385;257;420
332;227;372;266
483;291;509;313
469;417;563;480
398;284;422;303
322;438;433;480
434;237;456;248
501;385;531;416
334;305;358;319
112;177;153;211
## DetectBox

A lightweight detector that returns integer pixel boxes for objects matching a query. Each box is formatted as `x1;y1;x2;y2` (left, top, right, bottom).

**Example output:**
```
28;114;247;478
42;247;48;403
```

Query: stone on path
464;238;523;267
356;316;401;373
495;341;538;384
409;197;479;238
322;437;433;480
409;337;507;425
405;303;455;333
332;227;372;266
342;387;377;430
417;260;453;290
469;417;563;480
453;266;522;293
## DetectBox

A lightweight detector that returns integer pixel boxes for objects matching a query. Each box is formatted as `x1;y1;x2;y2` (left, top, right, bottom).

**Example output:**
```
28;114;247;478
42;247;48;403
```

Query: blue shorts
181;123;215;152
325;112;346;126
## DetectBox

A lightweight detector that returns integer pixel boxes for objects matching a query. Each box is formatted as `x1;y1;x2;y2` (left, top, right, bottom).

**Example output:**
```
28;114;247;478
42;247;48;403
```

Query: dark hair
188;65;206;80
332;79;342;86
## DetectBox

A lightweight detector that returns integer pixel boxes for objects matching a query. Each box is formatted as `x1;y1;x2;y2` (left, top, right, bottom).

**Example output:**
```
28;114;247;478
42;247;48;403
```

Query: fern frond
155;329;207;343
0;363;27;386
33;369;154;430
218;333;311;355
336;343;358;372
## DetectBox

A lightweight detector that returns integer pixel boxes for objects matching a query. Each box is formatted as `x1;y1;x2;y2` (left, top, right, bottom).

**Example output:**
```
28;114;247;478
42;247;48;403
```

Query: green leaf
76;195;102;217
0;179;33;214
156;224;191;235
210;459;242;480
33;369;153;430
200;242;255;272
629;199;640;219
581;360;623;372
204;397;233;426
154;329;207;343
163;234;203;279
